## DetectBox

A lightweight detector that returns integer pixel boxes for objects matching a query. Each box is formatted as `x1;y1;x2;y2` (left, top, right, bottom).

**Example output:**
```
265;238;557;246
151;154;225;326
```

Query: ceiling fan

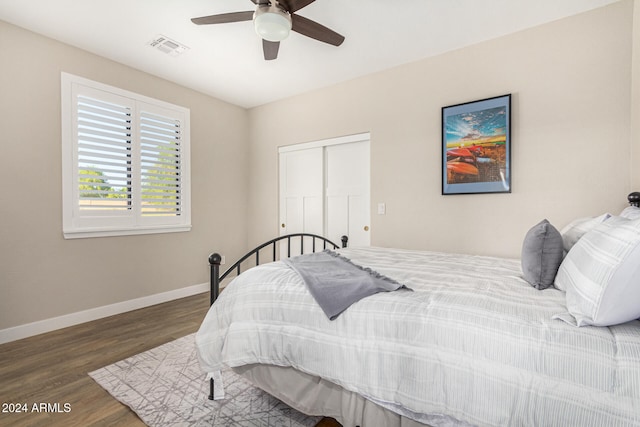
191;0;345;60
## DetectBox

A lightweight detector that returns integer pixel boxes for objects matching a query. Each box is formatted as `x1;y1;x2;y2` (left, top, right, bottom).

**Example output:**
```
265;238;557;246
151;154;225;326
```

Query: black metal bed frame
202;193;640;401
206;233;348;400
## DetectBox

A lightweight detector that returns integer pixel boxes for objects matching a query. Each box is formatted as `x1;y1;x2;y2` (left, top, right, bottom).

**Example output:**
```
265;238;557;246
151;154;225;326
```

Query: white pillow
620;206;640;220
559;213;610;255
553;215;640;327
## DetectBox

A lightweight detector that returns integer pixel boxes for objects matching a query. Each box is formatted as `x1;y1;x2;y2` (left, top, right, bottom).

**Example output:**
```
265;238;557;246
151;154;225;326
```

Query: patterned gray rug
89;334;320;426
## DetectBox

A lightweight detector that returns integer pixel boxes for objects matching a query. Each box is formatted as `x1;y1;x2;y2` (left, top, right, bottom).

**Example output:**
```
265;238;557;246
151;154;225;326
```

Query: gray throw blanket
283;250;411;320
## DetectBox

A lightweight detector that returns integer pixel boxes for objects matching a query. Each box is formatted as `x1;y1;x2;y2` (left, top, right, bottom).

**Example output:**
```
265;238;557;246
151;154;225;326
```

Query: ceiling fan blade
250;0;270;4
278;0;316;13
292;14;344;46
263;39;280;60
191;11;254;25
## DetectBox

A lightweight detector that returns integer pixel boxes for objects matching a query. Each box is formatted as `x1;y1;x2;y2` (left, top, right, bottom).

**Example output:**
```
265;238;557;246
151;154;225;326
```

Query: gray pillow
521;219;564;290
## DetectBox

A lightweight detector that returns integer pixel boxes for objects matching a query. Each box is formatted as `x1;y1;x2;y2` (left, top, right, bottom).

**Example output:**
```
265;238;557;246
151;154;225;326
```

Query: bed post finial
209;253;222;264
209;253;222;306
628;192;640;207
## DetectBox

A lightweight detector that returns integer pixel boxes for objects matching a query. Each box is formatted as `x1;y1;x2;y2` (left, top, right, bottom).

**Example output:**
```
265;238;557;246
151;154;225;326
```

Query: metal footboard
206;233;348;400
208;233;348;305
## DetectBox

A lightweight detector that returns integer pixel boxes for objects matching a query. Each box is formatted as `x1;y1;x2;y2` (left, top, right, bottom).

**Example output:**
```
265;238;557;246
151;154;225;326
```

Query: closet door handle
364;226;369;231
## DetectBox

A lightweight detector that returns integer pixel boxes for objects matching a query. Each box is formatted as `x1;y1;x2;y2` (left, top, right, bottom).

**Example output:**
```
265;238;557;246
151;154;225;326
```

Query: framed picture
442;94;511;195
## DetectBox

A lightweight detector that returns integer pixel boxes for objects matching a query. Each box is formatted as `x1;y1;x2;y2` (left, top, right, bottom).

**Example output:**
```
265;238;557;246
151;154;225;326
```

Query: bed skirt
233;364;465;427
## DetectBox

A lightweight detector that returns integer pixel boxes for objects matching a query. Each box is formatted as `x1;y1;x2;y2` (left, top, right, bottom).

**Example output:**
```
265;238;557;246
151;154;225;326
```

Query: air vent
147;35;189;57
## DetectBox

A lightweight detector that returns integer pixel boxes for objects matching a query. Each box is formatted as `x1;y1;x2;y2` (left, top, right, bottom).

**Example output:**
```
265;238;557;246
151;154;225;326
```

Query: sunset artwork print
442;94;511;195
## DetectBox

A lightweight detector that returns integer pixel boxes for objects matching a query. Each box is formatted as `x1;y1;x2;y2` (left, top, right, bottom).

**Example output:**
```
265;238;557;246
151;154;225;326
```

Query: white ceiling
0;0;620;108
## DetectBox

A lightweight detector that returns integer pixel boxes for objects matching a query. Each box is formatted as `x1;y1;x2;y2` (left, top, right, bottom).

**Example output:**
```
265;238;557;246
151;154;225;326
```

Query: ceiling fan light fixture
254;5;292;42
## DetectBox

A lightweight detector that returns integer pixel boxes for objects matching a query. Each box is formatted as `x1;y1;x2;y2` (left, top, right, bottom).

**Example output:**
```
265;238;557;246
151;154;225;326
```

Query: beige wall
632;0;640;189
1;0;638;333
0;21;250;330
247;0;635;258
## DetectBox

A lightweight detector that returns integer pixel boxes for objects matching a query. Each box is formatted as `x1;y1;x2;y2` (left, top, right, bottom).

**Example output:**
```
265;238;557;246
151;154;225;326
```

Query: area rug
89;334;320;426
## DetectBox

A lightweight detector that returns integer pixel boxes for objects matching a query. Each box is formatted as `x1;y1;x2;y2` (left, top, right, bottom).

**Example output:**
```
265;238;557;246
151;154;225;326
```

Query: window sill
63;225;192;239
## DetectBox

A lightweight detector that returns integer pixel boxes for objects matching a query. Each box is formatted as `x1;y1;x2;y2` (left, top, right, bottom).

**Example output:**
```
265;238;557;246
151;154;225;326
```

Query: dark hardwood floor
0;292;340;427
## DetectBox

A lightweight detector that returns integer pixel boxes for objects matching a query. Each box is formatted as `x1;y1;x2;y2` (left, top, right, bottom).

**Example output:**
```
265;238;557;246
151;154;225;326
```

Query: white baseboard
0;283;209;345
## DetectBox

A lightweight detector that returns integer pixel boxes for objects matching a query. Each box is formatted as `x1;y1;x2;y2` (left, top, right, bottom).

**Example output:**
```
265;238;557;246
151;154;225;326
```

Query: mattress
196;247;640;426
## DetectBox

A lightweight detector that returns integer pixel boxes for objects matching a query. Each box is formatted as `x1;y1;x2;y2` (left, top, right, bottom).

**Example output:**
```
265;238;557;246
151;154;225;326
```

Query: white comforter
196;247;640;426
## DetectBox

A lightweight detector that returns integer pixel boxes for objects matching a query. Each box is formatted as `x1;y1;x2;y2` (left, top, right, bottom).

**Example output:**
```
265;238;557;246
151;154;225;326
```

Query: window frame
61;72;191;239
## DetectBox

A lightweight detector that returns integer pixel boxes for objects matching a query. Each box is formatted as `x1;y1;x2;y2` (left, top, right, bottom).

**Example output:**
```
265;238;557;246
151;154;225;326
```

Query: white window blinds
139;110;182;217
62;73;191;238
77;95;132;213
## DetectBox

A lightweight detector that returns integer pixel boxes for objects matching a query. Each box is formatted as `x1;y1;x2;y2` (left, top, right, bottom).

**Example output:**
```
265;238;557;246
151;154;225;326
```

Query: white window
61;73;191;238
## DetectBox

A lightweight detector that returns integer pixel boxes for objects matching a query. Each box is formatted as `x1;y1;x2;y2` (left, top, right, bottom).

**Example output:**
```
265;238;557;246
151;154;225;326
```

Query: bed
196;195;640;427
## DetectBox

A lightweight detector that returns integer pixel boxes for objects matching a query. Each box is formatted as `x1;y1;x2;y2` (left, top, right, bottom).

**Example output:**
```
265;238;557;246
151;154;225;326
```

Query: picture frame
442;94;511;195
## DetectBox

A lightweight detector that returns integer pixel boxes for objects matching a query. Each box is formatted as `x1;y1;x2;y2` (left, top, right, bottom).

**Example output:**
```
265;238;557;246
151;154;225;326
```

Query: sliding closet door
325;141;370;247
279;133;371;252
279;147;323;255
